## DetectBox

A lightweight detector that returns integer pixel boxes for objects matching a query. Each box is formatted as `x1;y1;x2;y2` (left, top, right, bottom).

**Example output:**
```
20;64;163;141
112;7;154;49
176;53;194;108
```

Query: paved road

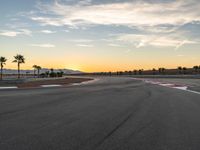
0;77;200;150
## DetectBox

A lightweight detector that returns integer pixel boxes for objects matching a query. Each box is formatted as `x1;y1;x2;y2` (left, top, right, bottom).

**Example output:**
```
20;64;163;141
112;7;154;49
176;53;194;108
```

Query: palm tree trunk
18;63;20;79
0;65;2;80
34;69;35;78
37;69;39;78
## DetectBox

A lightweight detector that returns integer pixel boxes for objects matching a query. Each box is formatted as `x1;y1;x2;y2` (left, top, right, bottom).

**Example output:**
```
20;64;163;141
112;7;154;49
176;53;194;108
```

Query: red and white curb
135;78;200;95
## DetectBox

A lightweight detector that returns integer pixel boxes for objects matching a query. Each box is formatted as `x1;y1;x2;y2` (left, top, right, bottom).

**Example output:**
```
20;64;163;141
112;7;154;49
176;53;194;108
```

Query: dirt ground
16;78;92;88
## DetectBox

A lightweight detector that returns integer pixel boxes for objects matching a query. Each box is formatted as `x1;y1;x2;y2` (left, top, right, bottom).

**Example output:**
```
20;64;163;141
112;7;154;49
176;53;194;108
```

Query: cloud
0;29;32;37
137;25;179;34
64;30;70;32
67;39;94;47
31;17;64;26
108;43;122;47
0;31;18;37
69;39;93;43
76;44;93;47
19;29;32;36
31;0;200;29
30;44;55;48
25;0;200;50
117;33;197;49
40;30;56;34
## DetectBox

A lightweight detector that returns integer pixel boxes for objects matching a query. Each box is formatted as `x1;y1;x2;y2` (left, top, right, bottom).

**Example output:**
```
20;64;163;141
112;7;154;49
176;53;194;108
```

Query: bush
49;72;57;78
40;73;46;78
57;71;64;77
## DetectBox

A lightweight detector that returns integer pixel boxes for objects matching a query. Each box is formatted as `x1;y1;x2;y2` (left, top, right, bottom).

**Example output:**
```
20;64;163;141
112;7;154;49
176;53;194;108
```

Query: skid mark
95;113;132;148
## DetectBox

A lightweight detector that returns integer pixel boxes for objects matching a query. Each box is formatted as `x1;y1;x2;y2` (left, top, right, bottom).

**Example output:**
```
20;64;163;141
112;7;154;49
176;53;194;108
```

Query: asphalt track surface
1;77;200;150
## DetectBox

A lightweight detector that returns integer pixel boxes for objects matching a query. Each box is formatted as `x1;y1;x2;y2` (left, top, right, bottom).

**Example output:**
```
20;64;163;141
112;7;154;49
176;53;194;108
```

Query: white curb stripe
173;86;188;90
160;83;174;86
72;79;99;86
186;89;200;95
0;87;18;89
172;86;200;95
140;79;200;95
40;85;62;88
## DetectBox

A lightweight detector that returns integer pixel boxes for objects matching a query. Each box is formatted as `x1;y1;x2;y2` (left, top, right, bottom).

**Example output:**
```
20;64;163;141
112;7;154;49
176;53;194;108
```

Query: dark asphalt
0;77;200;150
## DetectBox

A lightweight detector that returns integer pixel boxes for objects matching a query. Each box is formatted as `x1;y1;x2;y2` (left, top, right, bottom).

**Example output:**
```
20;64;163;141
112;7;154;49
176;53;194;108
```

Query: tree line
0;54;64;80
90;66;200;76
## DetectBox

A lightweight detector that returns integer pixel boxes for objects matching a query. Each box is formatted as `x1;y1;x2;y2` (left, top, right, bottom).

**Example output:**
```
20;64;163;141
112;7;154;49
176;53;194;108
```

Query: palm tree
139;69;143;75
158;68;162;74
161;68;165;74
32;65;38;78
59;70;64;77
152;68;156;75
57;70;64;77
183;67;187;74
193;66;199;74
133;70;137;75
199;66;200;74
36;66;42;77
119;71;123;75
178;66;182;74
45;71;50;77
13;54;25;79
159;68;165;74
50;68;55;77
0;57;7;80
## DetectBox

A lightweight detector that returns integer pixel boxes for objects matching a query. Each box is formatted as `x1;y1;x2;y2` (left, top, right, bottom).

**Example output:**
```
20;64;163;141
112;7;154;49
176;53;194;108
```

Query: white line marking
151;82;162;85
160;83;174;86
0;87;18;89
41;85;62;88
140;79;200;95
72;79;99;86
173;86;200;95
173;86;188;90
186;89;200;95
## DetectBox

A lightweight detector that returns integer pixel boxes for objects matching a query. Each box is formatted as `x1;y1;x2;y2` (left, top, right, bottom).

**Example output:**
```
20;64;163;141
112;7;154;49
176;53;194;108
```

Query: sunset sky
1;0;200;72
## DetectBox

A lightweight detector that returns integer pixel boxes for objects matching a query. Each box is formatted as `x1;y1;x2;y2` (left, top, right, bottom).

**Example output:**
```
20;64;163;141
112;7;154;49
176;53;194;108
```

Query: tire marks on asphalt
95;113;133;148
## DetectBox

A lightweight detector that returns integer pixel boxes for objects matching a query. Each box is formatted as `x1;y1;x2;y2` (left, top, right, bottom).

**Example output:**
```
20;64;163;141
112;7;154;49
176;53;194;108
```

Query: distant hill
2;68;83;75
